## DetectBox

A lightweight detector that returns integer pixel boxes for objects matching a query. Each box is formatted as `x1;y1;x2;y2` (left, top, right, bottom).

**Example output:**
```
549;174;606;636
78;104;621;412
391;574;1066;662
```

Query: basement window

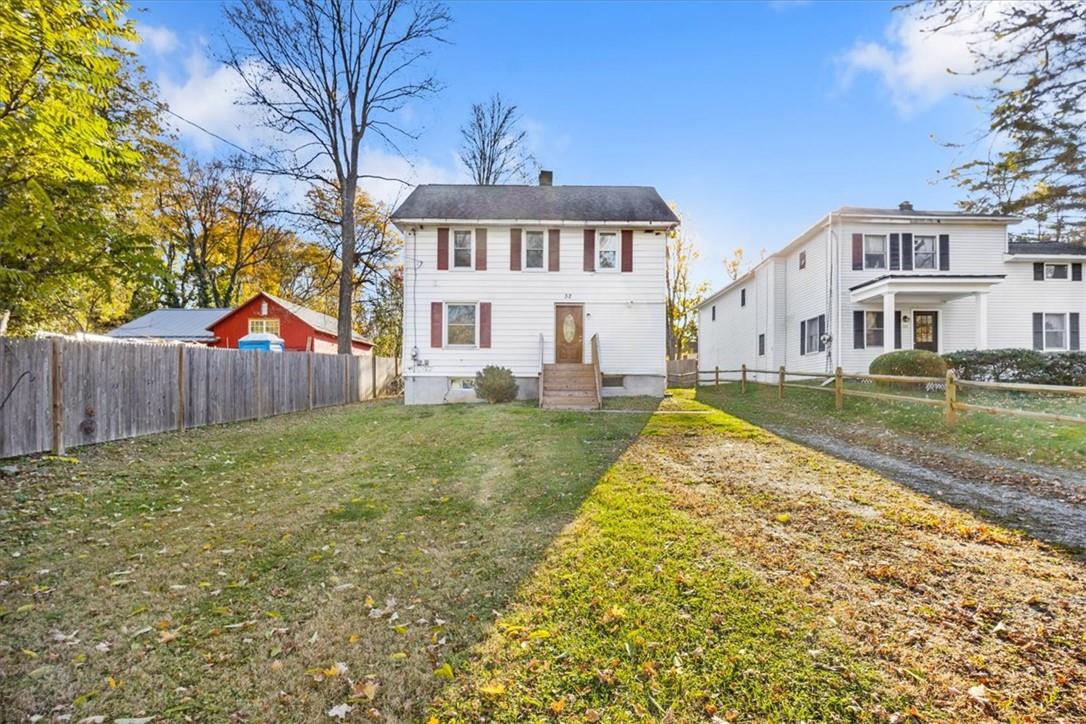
601;375;625;389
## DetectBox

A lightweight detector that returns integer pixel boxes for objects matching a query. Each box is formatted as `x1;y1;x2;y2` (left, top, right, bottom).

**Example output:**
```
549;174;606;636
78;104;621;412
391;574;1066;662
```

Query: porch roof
849;274;1005;303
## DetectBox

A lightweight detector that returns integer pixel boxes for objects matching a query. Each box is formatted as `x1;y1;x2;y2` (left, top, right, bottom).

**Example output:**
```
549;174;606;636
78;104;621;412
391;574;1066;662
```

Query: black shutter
1071;313;1081;351
800;320;806;356
889;233;900;270
853;310;865;349
938;234;950;270
818;314;826;352
1034;262;1045;281
894;311;902;349
1032;313;1044;350
1073;263;1083;281
901;233;913;270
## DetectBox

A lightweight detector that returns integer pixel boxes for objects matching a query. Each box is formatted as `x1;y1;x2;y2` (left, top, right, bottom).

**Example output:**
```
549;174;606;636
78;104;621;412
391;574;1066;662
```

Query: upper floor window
1045;263;1069;280
597;232;618;270
453;230;473;268
1043;313;1067;350
865;311;884;347
740;289;746;307
711;305;716;321
446;303;477;346
799;250;806;269
249;318;280;335
525;231;545;270
864;235;887;269
914;235;937;269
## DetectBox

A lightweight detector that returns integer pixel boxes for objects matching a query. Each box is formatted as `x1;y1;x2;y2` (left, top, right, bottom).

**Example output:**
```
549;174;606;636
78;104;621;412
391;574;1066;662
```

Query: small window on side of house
597;232;618;270
740;289;746;307
1045;263;1069;280
453;230;473;269
799;251;806;270
758;333;765;356
524;230;545;270
914;235;937;269
865;311;884;347
249;318;280;335
864;234;887;269
711;305;716;321
446;303;477;346
1043;313;1067;350
804;316;820;354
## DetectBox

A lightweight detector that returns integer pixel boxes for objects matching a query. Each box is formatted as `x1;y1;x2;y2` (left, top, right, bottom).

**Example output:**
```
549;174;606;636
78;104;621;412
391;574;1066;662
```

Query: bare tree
224;0;450;352
459;93;536;185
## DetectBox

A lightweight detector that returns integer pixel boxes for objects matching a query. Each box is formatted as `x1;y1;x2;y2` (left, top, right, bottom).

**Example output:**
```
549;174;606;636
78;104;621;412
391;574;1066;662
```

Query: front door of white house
554;304;584;364
913;311;938;352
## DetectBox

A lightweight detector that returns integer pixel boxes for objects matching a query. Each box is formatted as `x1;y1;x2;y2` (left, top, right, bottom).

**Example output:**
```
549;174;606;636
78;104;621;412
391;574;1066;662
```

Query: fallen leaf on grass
350;679;379;701
479;682;505;697
433;662;453;680
327;703;353;720
157;630;179;644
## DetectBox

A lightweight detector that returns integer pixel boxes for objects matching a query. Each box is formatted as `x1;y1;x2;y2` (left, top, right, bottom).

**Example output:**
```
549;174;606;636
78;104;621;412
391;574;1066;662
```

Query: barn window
249;318;280;335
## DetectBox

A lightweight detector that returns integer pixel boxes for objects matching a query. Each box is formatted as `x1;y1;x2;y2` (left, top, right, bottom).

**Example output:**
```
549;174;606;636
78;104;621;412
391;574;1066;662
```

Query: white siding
700;214;1084;378
401;225;666;379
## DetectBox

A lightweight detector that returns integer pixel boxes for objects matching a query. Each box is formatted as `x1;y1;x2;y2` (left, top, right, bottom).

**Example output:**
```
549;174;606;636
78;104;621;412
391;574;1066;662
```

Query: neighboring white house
390;172;680;405
698;203;1085;379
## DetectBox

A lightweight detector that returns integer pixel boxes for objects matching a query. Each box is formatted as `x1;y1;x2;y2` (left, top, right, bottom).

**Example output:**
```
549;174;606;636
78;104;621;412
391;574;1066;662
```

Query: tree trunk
337;183;357;354
0;309;9;336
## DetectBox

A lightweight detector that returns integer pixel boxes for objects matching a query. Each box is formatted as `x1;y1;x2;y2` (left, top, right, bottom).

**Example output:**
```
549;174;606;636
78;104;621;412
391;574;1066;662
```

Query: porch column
975;291;989;350
882;292;895;349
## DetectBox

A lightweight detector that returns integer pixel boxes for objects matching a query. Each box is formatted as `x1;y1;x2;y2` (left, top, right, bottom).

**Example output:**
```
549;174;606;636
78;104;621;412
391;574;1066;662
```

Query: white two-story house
698;203;1084;378
391;172;679;406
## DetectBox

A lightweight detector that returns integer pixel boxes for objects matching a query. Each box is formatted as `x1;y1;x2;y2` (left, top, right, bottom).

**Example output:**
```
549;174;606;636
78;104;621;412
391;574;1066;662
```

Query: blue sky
131;0;991;287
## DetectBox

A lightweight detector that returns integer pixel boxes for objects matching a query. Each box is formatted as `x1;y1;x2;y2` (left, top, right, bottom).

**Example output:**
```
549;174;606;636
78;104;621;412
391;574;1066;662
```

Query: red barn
208;292;372;354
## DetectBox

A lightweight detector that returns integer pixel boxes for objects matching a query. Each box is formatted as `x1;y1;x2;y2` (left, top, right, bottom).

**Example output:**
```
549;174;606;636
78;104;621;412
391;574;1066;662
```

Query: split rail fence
0;338;399;459
697;364;1086;427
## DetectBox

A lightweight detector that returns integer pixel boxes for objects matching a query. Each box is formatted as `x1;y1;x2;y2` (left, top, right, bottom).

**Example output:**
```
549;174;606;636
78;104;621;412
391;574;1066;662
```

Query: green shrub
473;366;518;403
869;349;948;378
943;349;1086;385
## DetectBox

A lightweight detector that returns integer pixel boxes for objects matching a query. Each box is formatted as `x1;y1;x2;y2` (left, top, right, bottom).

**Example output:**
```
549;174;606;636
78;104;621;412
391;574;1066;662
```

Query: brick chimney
538;169;553;186
899;200;914;211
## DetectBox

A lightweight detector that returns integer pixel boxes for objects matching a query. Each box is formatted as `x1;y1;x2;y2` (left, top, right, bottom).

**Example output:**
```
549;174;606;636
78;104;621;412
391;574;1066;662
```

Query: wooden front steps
540;363;600;410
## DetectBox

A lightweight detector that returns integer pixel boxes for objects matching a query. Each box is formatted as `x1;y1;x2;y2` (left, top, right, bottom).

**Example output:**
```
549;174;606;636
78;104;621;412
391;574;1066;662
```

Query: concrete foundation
405;374;663;405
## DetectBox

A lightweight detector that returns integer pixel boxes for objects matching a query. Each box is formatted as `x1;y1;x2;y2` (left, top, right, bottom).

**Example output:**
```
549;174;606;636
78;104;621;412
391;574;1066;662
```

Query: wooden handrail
590;333;602;409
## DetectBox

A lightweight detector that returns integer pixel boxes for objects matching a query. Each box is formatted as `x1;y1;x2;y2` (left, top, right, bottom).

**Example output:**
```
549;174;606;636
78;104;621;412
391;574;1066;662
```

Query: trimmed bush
869;349;948;378
473;366;518;403
943;349;1086;386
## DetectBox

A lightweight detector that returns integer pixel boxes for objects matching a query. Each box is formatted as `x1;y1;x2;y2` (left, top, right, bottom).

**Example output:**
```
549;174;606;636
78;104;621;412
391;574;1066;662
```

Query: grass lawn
4;393;1085;721
696;380;1086;472
435;391;1086;721
0;400;650;721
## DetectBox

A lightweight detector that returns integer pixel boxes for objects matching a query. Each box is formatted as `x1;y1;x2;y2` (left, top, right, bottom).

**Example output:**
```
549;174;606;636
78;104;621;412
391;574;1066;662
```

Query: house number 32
563;293;573;299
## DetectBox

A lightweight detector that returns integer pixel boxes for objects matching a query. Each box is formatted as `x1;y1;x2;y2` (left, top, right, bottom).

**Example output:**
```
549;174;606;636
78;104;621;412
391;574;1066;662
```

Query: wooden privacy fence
0;338;399;459
698;363;1086;427
666;358;698;386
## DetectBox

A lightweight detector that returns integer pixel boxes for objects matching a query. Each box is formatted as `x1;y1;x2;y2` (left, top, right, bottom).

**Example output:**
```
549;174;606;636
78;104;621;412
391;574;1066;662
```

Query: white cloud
139;23;180;56
838;5;993;114
359;148;463;207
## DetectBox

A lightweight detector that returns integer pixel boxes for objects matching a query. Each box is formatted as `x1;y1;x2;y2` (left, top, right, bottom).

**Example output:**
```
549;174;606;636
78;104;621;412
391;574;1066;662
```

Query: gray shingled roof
391;184;679;224
837;206;1017;220
1008;241;1086;256
258;292;371;345
107;308;230;341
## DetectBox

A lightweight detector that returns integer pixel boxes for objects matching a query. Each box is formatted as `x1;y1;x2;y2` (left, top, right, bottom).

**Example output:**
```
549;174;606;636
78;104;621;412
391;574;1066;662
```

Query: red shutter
475;228;487;270
583;229;595;272
437;228;449;271
621;229;633;272
548;229;560;272
510;228;521;271
430;302;442;348
851;233;863;270
479;302;492;348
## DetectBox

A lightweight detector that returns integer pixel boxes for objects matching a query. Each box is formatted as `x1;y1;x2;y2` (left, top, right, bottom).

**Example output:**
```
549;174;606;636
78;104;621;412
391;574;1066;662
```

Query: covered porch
849;274;1005;352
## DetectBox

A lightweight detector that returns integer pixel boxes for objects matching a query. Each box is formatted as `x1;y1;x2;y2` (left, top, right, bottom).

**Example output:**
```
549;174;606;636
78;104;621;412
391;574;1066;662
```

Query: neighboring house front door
555;304;584;363
913;311;938;352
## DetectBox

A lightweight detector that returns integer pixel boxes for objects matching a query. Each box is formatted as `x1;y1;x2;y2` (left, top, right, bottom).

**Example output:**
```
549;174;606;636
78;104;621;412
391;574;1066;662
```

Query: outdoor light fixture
902;315;911;324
